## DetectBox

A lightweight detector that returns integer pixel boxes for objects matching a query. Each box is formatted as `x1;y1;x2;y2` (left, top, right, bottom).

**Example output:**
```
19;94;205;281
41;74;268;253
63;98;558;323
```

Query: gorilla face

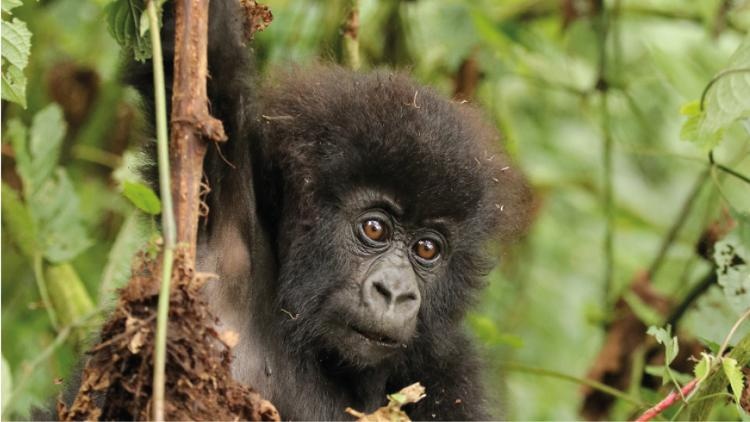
277;188;455;366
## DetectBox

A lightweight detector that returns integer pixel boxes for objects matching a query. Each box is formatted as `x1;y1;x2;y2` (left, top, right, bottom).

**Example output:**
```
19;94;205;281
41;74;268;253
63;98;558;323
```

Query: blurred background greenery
2;0;749;420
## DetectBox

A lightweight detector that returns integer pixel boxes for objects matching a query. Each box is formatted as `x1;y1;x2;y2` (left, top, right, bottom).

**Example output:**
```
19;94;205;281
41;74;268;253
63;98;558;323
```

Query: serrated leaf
1;61;27;108
1;183;38;259
5;118;30;187
1;16;31;108
123;180;161;215
2;0;23;13
680;100;700;116
721;357;745;403
682;37;750;149
647;325;679;365
693;353;712;383
28;104;66;191
30;170;92;263
105;0;152;61
714;235;750;315
1;17;30;70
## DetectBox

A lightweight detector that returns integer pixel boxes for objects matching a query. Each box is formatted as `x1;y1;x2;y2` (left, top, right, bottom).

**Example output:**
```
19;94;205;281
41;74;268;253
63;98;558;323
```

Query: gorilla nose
363;273;420;320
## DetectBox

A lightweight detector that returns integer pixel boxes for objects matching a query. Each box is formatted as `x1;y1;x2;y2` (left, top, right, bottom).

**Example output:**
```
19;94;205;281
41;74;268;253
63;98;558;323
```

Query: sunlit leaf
1;355;11;414
693;353;712;383
681;37;750;149
0;16;31;108
123;180;161;215
721;357;745;403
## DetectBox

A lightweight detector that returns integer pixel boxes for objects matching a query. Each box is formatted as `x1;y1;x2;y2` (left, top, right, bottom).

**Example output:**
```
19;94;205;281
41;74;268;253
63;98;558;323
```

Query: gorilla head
256;66;528;368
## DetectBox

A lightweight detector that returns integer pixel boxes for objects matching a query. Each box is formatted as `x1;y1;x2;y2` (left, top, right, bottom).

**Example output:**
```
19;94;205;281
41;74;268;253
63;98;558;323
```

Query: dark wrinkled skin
126;1;530;419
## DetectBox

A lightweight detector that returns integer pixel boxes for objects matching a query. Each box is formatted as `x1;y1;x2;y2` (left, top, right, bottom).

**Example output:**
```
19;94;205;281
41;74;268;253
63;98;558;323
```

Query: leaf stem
147;1;175;420
501;362;645;407
32;253;59;330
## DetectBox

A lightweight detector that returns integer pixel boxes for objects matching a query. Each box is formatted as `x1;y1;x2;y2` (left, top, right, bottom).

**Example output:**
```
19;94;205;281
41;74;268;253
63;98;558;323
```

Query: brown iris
362;219;386;242
414;239;439;260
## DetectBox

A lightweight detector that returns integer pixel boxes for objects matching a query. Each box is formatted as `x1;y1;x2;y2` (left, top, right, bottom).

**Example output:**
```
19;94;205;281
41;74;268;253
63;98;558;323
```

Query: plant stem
147;1;175;420
33;253;59;330
502;362;645;407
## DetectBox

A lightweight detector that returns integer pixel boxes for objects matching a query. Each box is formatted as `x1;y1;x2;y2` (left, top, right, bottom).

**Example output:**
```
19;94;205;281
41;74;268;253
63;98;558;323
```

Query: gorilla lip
349;325;401;348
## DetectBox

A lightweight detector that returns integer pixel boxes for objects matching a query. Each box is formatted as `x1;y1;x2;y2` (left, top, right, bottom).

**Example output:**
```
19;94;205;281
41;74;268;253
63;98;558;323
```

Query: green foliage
714;233;750;315
647;325;680;386
123;180;161;215
721;357;745;404
681;37;750;149
106;0;152;61
1;0;31;108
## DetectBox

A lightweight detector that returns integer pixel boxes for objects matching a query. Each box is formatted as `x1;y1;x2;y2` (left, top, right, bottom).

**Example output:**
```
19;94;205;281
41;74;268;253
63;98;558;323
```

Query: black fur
130;1;529;420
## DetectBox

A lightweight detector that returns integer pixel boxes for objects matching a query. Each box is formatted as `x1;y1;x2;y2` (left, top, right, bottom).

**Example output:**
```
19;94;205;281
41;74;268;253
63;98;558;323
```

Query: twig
341;0;360;70
592;0;615;308
33;253;59;330
634;379;698;422
647;167;710;280
147;1;174;420
717;307;750;358
501;362;645;407
709;151;750;185
665;270;717;328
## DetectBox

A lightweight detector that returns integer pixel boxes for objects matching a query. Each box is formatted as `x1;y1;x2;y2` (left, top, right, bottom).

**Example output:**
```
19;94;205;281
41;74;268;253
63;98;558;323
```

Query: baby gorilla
134;0;530;419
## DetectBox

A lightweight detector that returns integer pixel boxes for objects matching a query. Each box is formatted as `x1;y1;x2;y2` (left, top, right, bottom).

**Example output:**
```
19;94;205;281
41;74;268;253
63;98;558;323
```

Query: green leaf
99;211;148;301
681;37;750;149
693;353;712;383
1;16;31;108
714;235;750;315
721;357;745;404
388;393;406;405
31;170;92;263
28;104;66;192
1;183;38;259
647;325;679;365
105;0;152;61
1;0;23;13
5;119;31;190
699;337;722;355
123;180;161;215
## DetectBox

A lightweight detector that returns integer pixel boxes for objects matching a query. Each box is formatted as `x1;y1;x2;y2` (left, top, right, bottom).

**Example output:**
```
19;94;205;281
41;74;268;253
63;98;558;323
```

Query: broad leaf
681;37;750;149
721;357;745;403
123;180;161;215
714;234;750;315
105;0;151;61
0;16;31;108
31;170;92;263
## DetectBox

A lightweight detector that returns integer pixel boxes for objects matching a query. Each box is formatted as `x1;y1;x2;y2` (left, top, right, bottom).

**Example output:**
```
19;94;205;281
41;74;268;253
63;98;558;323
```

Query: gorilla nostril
396;291;418;304
373;281;392;302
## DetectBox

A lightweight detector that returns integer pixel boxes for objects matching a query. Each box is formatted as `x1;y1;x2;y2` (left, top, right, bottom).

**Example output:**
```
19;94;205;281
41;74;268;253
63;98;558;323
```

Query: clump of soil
58;247;279;421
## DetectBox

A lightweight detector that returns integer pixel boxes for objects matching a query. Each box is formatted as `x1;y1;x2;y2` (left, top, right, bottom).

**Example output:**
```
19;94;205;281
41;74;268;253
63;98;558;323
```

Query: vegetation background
2;0;749;420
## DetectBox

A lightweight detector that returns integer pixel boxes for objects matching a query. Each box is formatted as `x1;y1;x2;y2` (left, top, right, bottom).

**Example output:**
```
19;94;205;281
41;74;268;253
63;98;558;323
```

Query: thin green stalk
33;253;59;330
502;362;646;407
147;1;175;420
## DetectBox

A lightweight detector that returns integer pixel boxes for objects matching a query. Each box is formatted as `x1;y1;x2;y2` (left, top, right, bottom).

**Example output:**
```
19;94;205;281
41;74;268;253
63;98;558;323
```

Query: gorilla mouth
349;325;401;348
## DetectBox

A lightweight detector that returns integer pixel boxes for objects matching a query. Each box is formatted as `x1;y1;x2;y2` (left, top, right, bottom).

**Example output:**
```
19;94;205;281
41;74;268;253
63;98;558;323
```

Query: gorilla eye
413;239;440;262
361;219;387;242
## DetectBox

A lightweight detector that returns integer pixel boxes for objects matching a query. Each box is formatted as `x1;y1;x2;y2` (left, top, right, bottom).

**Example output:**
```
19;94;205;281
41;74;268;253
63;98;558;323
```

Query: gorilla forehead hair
256;65;527;359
